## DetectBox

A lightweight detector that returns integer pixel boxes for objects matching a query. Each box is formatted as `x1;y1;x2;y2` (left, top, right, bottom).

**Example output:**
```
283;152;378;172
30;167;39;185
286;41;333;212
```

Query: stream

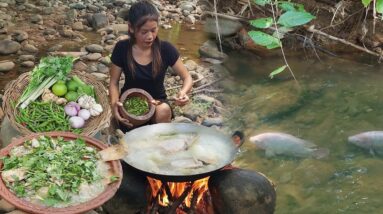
223;51;383;213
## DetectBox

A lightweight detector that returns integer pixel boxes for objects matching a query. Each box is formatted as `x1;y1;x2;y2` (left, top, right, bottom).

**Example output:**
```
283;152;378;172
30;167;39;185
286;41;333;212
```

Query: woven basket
0;131;122;214
2;70;111;136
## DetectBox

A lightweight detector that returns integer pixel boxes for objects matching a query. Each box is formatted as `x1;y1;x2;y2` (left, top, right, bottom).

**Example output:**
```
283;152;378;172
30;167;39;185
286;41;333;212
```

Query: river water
223;51;383;213
2;21;383;213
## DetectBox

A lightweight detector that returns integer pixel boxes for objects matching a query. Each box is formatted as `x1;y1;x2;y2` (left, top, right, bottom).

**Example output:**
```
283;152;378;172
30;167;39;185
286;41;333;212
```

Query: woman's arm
109;64;132;127
172;58;193;106
109;64;122;107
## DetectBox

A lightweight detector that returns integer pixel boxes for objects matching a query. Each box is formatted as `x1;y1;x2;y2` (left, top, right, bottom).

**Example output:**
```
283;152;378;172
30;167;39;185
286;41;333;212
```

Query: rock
22;44;38;53
86;44;104;53
42;7;54;15
204;17;242;37
184;59;198;71
185;14;195;24
0;3;8;8
182;103;208;121
84;53;102;61
73;61;88;71
43;28;56;35
30;14;43;24
72;22;84;31
179;1;195;12
98;56;111;65
15;0;27;4
202;117;223;127
69;3;86;10
87;5;100;13
162;24;172;29
173;116;193;123
0;198;15;212
91;13;108;30
47;44;62;52
20;61;34;67
97;63;109;73
104;34;116;41
11;30;28;42
0;60;15;72
66;9;77;24
91;72;108;81
0;40;21;55
83;210;98;214
199;40;228;60
19;55;35;62
209;169;276;214
102;163;148;214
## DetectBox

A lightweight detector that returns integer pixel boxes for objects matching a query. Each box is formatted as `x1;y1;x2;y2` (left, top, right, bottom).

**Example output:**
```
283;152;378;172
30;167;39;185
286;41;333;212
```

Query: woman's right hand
113;102;133;128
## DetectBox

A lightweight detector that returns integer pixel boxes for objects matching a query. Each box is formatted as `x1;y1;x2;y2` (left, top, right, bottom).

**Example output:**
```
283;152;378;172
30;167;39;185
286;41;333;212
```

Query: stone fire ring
0;131;123;214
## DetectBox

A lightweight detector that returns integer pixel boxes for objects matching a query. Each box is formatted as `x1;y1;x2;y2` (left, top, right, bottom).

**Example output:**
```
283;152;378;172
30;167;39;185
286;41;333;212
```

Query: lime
66;80;79;91
65;91;79;102
52;82;67;96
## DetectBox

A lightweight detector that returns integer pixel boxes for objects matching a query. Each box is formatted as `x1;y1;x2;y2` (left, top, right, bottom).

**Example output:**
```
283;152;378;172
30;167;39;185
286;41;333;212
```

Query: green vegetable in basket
123;97;149;116
72;75;95;98
15;101;82;133
17;56;75;109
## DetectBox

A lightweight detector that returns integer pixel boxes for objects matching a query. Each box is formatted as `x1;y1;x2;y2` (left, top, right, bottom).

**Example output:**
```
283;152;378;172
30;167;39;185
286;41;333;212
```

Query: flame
147;177;210;208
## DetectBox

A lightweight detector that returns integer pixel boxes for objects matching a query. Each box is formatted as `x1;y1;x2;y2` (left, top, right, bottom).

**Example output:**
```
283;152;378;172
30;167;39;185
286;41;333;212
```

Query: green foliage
269;65;287;79
248;0;315;79
277;11;316;27
361;0;383;14
250;18;273;28
362;0;373;7
377;0;383;13
253;0;271;6
248;31;281;49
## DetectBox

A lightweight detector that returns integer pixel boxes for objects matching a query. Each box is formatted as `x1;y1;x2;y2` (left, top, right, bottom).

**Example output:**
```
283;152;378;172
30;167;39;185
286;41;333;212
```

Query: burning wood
147;177;213;214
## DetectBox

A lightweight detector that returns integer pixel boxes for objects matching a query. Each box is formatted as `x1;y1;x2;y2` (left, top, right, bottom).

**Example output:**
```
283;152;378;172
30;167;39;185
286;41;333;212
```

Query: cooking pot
122;123;238;182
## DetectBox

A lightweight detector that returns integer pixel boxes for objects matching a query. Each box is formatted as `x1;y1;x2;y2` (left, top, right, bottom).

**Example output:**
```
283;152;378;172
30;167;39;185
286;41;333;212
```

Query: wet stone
18;55;34;62
202;116;223;127
22;43;38;53
86;44;104;53
97;63;109;73
173;116;193;123
20;60;34;67
0;40;21;55
91;13;108;30
0;60;15;72
84;53;102;61
72;21;84;31
47;44;62;52
30;14;43;24
12;30;28;42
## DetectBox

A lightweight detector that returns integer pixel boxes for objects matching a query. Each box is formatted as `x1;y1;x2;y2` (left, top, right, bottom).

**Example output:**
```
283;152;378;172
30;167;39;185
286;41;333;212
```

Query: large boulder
204;17;243;37
199;40;228;60
91;13;109;30
0;40;21;55
209;168;276;214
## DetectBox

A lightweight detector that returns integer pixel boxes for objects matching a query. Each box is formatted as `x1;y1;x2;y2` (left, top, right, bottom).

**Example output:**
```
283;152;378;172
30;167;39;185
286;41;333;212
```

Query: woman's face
133;20;159;48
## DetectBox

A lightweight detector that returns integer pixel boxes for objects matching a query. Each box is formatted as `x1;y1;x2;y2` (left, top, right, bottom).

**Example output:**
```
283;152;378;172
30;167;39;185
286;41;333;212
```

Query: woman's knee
154;103;171;122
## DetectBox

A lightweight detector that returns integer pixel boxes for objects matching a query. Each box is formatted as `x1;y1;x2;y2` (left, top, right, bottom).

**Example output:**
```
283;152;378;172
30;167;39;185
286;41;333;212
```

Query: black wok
122;123;237;182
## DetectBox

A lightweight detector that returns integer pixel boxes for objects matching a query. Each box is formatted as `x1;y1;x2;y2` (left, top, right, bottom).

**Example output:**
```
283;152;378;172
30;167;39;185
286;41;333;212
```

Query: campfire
147;177;214;214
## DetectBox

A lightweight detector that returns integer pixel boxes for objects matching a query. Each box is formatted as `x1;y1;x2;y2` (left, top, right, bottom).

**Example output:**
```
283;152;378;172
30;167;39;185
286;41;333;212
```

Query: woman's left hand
174;92;189;106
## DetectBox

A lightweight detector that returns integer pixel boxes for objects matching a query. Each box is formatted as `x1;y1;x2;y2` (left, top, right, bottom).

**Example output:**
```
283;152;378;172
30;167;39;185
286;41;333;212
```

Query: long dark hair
125;1;161;78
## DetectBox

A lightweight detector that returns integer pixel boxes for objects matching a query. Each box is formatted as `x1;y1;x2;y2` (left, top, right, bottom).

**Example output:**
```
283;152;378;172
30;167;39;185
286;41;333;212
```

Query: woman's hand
174;91;189;106
113;102;133;128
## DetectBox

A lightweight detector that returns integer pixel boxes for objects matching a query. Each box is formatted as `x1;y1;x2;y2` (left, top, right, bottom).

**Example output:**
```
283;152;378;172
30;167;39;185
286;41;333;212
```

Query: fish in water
249;132;329;159
348;131;383;156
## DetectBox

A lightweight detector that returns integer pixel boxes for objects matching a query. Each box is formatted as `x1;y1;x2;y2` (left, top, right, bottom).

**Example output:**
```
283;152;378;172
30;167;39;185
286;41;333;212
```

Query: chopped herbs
123;96;149;116
2;136;102;206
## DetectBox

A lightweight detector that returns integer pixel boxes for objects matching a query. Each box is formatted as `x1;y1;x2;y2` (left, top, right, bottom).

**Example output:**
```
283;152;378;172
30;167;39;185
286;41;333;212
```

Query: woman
109;1;193;130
